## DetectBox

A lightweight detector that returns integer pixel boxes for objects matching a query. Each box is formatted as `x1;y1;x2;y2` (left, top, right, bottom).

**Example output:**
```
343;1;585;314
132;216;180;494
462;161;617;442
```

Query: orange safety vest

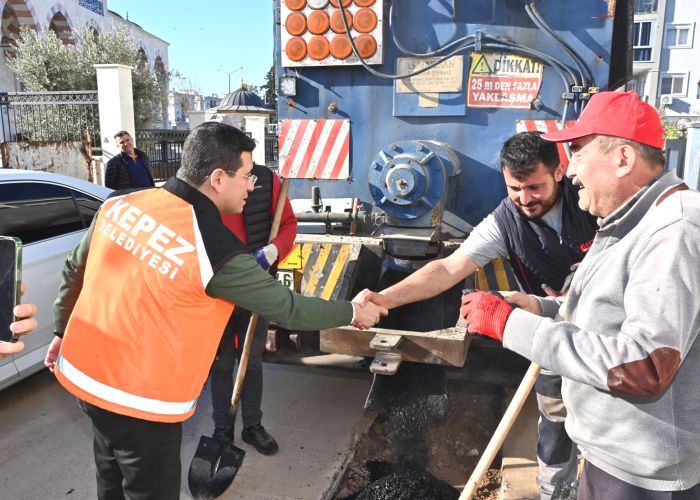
56;187;236;423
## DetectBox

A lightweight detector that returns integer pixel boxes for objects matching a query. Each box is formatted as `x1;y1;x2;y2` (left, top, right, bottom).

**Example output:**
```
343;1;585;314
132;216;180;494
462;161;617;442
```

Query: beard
514;187;561;220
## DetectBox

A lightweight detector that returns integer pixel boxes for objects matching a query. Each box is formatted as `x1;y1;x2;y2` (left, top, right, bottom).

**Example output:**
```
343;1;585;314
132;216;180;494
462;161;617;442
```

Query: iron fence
265;132;278;169
0;91;101;152
134;128;278;181
135;128;189;182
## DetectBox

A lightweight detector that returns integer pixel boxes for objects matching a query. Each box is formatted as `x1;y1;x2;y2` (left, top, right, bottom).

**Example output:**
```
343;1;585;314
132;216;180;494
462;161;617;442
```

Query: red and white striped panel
278;119;350;179
516;120;575;169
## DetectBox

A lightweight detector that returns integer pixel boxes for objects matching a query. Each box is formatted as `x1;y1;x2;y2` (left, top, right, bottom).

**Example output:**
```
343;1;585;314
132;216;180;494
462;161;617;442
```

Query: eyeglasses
226;170;257;186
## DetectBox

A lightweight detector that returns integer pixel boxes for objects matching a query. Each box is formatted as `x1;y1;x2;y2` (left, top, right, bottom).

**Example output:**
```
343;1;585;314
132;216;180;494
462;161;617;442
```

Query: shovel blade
188;435;245;499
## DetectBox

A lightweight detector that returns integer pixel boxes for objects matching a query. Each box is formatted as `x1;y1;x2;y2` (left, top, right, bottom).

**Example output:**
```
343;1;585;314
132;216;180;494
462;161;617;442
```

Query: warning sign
468;52;543;109
396;56;463;94
279;244;303;270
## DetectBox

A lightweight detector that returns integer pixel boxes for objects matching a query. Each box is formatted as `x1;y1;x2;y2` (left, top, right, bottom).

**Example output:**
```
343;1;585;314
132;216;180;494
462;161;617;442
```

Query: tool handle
230;177;291;416
459;362;541;499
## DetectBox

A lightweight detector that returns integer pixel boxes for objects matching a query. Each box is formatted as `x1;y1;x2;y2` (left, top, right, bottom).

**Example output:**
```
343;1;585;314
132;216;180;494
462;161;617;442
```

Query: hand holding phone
1;283;37;360
1;236;22;344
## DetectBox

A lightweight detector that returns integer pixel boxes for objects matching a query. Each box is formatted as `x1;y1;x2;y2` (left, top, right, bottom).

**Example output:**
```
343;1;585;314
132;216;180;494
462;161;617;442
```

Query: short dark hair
500;132;560;181
114;130;131;140
177;122;256;186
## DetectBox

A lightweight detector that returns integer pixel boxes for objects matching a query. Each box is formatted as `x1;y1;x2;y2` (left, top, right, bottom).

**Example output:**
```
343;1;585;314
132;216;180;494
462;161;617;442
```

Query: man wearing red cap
357;131;598;499
461;91;700;499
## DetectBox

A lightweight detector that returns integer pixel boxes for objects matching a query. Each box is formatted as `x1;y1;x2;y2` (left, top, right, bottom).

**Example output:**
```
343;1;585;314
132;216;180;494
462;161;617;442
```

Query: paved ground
0;359;372;500
0;354;539;499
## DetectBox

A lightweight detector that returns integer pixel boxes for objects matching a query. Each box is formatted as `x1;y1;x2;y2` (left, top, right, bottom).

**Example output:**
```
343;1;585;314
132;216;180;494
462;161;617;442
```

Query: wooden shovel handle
459;362;541;499
230;177;291;416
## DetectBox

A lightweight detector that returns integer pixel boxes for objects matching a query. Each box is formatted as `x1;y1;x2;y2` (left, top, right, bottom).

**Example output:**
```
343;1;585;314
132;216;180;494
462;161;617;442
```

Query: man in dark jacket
357;132;598;500
104;131;155;190
209;163;297;456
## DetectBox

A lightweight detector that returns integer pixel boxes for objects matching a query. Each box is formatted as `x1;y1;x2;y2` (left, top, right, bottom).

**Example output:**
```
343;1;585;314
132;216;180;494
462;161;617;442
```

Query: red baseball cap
541;90;665;149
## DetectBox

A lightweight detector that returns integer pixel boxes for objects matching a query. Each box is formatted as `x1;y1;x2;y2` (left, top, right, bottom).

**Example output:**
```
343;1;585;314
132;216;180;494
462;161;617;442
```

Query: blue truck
272;0;632;374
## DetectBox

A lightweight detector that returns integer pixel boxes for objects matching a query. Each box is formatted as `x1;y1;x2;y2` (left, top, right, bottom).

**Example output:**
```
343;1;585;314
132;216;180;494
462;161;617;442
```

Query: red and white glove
460;290;514;342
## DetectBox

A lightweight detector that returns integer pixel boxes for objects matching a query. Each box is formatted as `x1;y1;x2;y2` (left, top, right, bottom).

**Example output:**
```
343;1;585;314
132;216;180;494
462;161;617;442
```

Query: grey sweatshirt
503;171;700;490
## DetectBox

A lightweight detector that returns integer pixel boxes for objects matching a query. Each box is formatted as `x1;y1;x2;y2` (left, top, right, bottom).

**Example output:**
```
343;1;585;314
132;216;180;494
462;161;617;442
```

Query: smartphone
0;236;22;343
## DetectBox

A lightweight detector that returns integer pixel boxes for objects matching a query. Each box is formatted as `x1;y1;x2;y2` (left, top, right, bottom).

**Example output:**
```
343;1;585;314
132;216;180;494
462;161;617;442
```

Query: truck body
272;0;632;372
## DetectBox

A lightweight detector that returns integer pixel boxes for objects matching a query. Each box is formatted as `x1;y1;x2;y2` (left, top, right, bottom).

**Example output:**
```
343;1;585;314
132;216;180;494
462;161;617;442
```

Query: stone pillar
683;122;700;190
95;64;135;163
244;115;269;165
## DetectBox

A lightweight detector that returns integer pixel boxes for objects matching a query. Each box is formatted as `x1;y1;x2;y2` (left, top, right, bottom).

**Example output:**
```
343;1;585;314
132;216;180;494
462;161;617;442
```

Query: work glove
255;244;279;270
460;290;514;343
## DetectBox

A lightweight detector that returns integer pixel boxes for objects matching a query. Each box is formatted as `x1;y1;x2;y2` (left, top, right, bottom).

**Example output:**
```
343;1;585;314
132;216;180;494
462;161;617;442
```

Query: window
660;73;687;96
73;189;102;227
634;0;657;13
633;21;654;62
665;23;694;48
626;73;648;99
0;182;100;244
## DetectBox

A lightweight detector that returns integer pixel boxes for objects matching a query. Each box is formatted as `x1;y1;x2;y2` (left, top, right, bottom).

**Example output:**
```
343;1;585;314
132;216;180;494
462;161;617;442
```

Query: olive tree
8;25;165;128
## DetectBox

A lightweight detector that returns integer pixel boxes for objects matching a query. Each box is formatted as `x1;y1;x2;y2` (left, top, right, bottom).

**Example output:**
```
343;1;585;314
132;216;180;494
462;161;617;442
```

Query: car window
72;189;102;227
0;182;90;244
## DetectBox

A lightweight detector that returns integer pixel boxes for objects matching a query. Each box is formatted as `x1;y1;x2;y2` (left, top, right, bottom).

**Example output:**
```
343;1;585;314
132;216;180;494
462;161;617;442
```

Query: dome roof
216;84;273;113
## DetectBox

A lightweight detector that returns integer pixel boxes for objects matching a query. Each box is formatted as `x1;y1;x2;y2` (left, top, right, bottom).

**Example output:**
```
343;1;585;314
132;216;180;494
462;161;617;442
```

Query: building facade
0;0;169;97
167;90;221;129
630;0;700;121
189;84;274;166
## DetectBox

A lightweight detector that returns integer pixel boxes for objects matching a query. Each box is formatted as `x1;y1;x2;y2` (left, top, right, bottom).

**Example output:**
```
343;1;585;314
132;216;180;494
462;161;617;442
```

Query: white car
0;169;111;390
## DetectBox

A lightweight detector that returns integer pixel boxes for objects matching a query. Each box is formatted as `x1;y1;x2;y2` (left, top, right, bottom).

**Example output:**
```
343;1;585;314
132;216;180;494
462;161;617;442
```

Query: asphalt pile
350;362;456;499
355;468;458;500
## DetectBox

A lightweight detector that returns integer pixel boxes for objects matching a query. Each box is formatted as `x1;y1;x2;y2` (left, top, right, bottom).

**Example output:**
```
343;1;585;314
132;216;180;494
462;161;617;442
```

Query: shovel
459;361;541;499
188;177;291;499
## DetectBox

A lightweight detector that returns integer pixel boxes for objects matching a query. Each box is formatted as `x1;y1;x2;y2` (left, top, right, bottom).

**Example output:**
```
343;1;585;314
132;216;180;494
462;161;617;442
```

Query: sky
107;0;274;97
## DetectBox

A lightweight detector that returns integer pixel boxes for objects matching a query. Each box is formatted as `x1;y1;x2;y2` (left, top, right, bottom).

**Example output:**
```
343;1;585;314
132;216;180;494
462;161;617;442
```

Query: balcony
634;0;658;14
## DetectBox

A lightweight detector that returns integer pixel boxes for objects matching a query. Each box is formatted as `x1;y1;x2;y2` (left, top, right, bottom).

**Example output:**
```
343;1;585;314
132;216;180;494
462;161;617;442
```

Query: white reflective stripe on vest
58;355;197;415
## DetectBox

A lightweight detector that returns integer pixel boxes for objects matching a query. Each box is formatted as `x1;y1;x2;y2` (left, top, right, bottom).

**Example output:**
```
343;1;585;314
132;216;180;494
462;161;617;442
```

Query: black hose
525;0;595;86
338;0;473;80
483;36;574;89
388;0;473;58
338;1;576;111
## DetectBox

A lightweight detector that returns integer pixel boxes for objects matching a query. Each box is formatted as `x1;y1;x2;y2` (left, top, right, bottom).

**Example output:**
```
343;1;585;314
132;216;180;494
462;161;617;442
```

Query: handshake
349;287;541;341
349;289;391;330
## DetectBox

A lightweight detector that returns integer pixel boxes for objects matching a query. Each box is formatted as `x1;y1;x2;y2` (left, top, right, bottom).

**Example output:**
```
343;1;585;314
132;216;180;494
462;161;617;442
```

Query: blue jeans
209;308;268;430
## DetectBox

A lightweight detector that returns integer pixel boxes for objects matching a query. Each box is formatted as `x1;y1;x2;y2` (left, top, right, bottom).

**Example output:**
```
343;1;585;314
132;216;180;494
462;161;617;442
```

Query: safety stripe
305;243;334;295
321;244;350;300
317;244;341;297
297;120;326;178
311;120;344;178
493;257;510;291
301;242;313;266
475;267;488;291
516;120;574;169
281;120;309;177
475;258;518;292
57;355;197;416
279;119;350;179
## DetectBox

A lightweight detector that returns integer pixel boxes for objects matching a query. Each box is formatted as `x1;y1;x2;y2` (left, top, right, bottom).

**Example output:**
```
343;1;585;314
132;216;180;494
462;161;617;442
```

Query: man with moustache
357;131;598;499
461;90;700;499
